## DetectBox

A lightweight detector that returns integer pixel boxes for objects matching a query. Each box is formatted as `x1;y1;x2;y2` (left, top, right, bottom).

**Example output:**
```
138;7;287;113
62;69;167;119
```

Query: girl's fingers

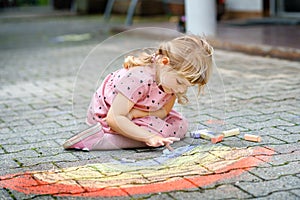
166;137;180;142
162;138;173;144
170;137;180;141
146;136;180;147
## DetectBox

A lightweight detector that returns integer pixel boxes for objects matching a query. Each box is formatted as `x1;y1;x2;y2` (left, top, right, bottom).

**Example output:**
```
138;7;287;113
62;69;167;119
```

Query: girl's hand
126;108;144;120
145;135;180;147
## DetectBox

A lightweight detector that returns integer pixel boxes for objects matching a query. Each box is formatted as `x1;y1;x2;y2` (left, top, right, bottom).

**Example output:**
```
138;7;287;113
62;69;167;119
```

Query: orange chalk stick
211;135;224;144
244;134;261;142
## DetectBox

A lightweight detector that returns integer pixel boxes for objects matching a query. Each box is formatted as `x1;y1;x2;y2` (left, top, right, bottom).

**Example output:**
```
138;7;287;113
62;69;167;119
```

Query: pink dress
86;65;188;139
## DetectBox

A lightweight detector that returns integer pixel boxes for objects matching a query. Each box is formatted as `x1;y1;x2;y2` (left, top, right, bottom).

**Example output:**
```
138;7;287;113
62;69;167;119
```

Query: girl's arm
127;95;176;120
106;93;179;147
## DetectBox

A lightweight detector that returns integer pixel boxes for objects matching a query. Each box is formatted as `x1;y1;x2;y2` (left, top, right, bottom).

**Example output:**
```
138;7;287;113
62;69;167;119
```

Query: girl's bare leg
91;133;147;150
63;123;147;151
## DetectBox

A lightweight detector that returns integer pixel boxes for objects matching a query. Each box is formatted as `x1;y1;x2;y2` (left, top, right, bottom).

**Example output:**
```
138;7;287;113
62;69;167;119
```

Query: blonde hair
123;35;214;104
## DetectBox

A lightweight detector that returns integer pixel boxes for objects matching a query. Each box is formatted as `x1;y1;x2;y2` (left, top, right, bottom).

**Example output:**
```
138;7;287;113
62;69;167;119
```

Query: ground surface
0;14;299;199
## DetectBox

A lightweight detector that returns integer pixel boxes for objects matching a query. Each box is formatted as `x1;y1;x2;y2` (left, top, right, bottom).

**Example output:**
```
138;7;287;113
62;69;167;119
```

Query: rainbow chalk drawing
0;145;274;197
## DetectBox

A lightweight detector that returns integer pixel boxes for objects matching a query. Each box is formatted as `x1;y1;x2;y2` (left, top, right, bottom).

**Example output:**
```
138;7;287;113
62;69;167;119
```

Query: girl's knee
176;118;188;138
163;118;188;139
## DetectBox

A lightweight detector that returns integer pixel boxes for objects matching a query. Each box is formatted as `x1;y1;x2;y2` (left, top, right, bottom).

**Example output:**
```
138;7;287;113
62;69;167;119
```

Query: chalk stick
165;144;174;152
121;158;136;163
190;131;201;139
199;130;215;140
211;134;224;144
222;128;240;137
190;129;215;140
244;134;261;142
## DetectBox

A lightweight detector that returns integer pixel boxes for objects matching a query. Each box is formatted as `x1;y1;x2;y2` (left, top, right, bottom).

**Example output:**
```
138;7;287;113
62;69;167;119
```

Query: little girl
63;34;214;151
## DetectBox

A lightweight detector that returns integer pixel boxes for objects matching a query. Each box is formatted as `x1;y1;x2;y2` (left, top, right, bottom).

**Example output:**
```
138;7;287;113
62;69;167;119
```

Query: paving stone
236;175;300;197
259;127;290;135
268;118;297;129
16;152;79;167
224;109;262;119
290;189;300;197
1;149;40;162
54;119;77;128
1;156;19;168
11;122;61;133
55;159;116;169
240;119;295;131
27;195;57;199
210;170;262;186
261;151;300;166
34;146;66;157
225;116;255;126
255;191;299;200
275;112;300;125
0;127;12;134
6;189;38;200
42;108;72;118
266;143;300;154
56;195;129;200
27;113;75;125
221;134;285;148
249;161;300;180
169;184;251;199
0;111;18;121
1;130;44;141
20;162;59;174
0;188;13;200
2;140;59;153
2;119;32;128
23;133;66;145
271;134;300;143
2;111;46;124
246;114;277;123
0;136;27;145
131;192;172;200
0;166;26;176
72;150;117;162
277;125;300;134
41;126;79;136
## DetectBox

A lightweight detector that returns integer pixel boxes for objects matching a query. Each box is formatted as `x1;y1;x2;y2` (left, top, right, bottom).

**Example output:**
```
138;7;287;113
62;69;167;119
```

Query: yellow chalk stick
199;130;215;140
222;128;240;137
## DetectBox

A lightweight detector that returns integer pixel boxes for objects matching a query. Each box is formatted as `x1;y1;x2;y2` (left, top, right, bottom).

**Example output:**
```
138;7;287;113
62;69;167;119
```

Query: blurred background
0;0;299;58
1;0;300;19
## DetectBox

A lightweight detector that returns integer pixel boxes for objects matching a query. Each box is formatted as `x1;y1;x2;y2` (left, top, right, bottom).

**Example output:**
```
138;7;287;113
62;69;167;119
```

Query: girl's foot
63;123;103;151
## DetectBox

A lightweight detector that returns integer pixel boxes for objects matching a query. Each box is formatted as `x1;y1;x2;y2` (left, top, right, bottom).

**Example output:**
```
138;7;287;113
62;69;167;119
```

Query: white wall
226;0;262;11
185;0;216;36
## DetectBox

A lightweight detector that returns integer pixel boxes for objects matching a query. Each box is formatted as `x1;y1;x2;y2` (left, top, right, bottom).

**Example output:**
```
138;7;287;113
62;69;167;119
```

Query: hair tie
151;53;157;63
162;57;170;65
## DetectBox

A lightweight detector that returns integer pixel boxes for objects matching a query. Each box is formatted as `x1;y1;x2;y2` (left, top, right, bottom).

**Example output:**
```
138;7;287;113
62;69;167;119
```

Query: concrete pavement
0;11;299;199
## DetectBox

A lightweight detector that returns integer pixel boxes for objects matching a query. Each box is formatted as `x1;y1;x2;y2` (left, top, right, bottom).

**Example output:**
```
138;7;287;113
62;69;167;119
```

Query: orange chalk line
0;146;274;197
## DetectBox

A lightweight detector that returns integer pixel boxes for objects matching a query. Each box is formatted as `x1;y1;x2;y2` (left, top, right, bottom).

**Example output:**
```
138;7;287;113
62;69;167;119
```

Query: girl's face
159;68;192;94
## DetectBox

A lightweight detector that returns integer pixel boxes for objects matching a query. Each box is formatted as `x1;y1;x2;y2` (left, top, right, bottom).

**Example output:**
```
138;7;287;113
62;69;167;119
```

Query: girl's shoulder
126;65;154;78
127;65;152;72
